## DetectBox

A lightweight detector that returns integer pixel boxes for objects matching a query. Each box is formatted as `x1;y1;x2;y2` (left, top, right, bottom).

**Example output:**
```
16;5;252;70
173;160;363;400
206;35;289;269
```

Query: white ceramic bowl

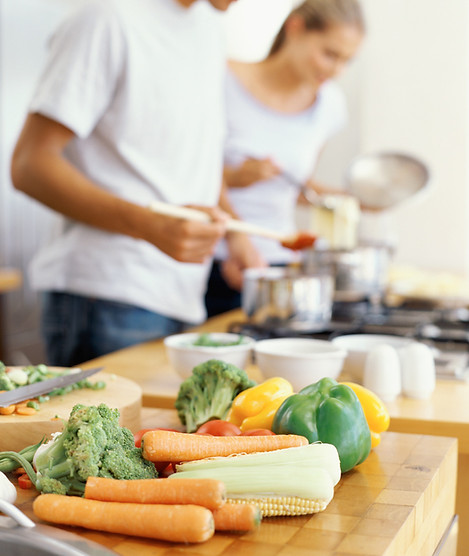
254;338;347;392
164;332;256;379
331;334;414;382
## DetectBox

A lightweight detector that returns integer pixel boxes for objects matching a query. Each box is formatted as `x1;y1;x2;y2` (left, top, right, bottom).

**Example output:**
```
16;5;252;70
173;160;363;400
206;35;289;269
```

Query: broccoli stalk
0;439;45;474
175;359;256;432
0;403;158;495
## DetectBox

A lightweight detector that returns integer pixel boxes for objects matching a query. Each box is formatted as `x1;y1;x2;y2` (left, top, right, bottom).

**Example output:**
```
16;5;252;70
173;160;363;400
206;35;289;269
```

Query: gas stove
229;301;469;381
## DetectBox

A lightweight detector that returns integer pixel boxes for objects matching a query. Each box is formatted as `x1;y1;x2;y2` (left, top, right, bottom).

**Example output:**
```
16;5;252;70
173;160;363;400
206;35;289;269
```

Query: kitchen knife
0;367;104;407
0;500;118;555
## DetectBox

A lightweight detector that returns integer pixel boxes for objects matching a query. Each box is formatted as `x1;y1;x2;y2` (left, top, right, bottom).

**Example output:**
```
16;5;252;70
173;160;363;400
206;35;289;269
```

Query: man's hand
11;113;228;265
145;206;228;264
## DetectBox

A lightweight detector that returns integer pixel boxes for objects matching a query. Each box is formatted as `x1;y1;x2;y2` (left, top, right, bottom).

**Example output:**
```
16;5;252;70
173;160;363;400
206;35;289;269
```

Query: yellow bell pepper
227;377;294;432
341;382;390;448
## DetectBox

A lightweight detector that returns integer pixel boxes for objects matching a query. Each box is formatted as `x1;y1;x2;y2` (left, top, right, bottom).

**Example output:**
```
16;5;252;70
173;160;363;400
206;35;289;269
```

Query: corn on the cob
227;496;329;517
170;443;341;516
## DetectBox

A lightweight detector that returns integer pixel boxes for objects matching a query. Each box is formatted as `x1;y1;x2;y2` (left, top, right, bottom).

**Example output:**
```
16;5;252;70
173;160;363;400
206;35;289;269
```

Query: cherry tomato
134;428;180;448
159;463;176;478
195;420;242;436
18;473;32;489
241;429;276;436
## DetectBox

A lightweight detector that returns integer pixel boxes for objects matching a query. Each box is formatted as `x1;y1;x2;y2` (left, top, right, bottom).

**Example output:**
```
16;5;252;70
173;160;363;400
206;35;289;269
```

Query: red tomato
159;463;176;478
134;428;180;448
18;473;32;489
241;429;276;436
195;420;242;436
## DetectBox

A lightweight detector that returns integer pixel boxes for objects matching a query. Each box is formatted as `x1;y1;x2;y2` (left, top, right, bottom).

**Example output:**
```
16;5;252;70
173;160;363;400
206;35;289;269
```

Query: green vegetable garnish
192;333;244;347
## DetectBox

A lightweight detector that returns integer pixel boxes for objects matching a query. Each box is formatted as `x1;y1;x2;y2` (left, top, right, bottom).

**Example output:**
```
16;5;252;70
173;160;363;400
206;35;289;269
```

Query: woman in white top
205;0;365;317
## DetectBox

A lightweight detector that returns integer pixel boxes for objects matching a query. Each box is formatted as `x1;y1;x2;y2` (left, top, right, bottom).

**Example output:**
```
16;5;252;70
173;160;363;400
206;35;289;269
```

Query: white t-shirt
214;69;347;264
28;0;226;324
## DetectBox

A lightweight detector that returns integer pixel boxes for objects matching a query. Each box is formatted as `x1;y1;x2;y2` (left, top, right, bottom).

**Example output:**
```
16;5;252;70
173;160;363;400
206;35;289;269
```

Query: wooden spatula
148;201;316;251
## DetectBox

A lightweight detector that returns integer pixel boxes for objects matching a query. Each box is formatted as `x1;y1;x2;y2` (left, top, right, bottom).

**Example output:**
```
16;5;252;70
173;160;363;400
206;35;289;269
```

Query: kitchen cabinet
15;407;457;556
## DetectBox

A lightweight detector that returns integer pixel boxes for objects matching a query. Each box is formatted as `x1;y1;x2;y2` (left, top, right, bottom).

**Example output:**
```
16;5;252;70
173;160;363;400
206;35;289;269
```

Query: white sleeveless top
215;68;347;264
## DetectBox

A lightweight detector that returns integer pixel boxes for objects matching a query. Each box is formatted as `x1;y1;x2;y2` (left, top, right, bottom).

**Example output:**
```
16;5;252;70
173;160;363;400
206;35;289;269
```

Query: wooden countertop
0;268;22;293
14;408;458;556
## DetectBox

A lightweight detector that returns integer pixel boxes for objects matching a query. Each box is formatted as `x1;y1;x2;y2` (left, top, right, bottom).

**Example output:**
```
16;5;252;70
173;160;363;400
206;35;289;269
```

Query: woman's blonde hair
269;0;365;56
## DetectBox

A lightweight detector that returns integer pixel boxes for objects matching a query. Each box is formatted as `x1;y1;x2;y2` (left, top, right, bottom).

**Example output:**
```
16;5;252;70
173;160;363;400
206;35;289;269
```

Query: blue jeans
41;292;187;367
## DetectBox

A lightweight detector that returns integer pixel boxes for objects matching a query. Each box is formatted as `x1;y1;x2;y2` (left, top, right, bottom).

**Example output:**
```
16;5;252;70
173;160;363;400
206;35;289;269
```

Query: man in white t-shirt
11;0;255;366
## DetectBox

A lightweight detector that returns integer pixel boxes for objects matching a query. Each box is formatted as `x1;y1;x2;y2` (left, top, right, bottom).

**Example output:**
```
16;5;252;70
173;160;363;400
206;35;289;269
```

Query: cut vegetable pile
1;355;391;546
0;361;106;415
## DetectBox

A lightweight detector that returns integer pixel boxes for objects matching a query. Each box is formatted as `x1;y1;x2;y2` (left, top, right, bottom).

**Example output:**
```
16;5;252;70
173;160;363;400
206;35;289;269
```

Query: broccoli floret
0;403;158;496
175;359;256;432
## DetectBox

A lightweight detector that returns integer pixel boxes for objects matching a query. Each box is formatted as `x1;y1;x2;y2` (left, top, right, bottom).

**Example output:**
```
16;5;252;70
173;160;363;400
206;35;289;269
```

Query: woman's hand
222;232;267;291
224;157;281;188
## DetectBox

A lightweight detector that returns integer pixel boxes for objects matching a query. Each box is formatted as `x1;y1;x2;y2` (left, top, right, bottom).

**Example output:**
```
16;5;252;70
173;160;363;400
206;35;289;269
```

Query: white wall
224;0;294;61
0;0;75;361
357;0;469;274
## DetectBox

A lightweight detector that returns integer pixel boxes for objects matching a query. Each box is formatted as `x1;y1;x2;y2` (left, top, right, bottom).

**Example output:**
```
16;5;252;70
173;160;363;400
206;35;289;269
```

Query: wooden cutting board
0;372;142;452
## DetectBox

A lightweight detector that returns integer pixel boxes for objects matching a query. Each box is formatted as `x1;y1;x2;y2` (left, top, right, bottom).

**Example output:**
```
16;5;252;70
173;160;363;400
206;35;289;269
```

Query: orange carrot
16;406;37;416
33;494;214;543
85;477;226;510
213;503;261;532
0;405;16;415
142;430;308;462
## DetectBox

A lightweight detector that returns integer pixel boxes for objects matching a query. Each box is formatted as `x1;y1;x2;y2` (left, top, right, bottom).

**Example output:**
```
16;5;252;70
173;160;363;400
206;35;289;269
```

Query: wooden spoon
148;201;316;251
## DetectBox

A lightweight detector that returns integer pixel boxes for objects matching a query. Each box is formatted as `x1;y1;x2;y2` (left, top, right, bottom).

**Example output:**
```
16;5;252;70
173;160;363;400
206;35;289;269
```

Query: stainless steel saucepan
302;244;392;303
242;267;334;332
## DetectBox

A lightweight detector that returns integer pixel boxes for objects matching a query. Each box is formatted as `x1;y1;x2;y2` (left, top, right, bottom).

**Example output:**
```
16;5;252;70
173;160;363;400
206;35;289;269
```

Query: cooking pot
242;267;334;332
302;244;392;302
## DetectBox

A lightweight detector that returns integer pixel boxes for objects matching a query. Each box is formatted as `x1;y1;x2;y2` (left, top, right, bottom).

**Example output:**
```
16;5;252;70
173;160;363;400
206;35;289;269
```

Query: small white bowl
331;334;414;382
164;332;256;379
254;338;347;391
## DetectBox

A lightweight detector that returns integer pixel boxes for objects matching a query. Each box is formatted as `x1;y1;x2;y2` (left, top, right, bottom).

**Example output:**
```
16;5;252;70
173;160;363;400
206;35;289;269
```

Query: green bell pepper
271;377;371;473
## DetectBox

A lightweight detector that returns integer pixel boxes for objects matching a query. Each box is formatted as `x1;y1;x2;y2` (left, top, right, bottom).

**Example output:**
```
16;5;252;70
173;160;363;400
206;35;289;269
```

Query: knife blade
0;500;117;555
0;367;104;407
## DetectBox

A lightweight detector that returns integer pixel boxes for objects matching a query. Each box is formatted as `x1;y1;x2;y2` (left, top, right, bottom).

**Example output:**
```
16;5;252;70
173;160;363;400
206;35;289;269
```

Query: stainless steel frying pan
345;151;430;210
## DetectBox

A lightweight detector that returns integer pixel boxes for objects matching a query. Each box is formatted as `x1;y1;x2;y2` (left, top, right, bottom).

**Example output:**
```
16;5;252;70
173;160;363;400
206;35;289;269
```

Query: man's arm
11;114;226;263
